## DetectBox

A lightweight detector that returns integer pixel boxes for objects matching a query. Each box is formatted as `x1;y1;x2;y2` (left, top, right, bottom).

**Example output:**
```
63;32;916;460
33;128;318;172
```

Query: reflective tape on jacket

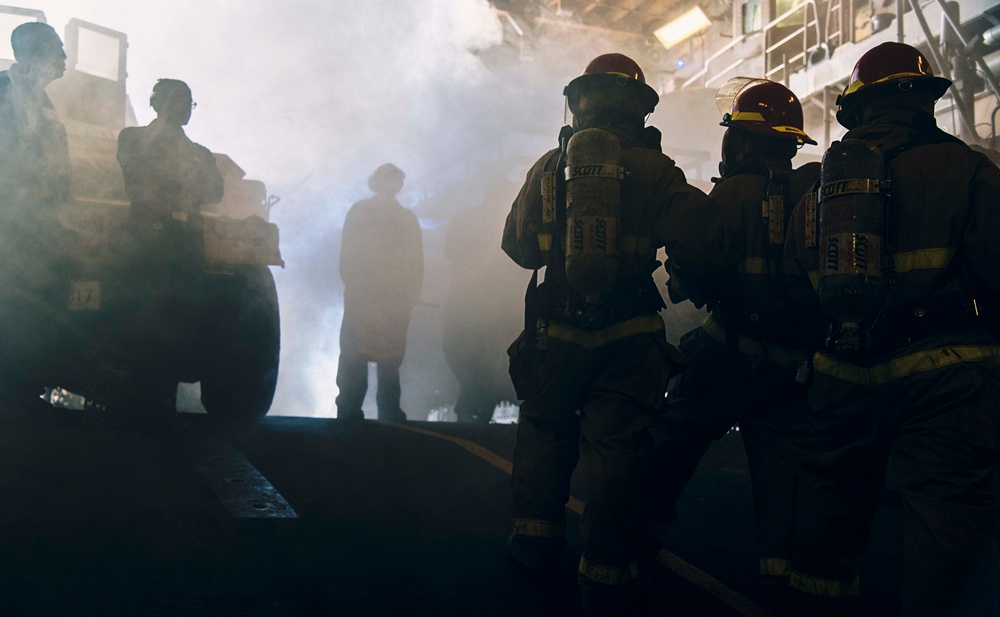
578;555;640;586
789;569;859;598
806;247;956;289
742;256;767;275
759;557;791;577
512;517;565;538
545;315;664;349
702;314;807;368
812;345;1000;387
893;247;955;273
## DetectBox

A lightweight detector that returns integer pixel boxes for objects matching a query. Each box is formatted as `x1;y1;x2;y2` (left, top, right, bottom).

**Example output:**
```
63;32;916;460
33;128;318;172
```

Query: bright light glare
654;7;711;50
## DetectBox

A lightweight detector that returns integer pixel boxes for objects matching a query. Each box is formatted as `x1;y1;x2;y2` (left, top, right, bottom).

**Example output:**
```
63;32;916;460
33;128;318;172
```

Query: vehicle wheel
200;266;280;422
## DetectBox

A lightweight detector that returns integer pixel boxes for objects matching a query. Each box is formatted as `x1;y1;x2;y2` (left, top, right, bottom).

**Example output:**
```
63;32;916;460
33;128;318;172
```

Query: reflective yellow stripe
512;518;565;538
759;557;791;577
813;345;1000;386
730;110;765;122
702;314;807;368
621;234;652;255
893;247;954;273
805;247;953;289
789;569;859;598
578;555;640;586
772;125;810;137
537;233;552;252
743;257;766;275
545;315;664;349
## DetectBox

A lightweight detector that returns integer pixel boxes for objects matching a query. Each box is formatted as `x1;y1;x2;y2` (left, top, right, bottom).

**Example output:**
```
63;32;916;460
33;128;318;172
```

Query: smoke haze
26;1;725;418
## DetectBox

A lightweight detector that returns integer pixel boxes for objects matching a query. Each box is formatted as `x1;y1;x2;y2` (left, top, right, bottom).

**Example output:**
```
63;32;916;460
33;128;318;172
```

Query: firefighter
782;42;1000;616
653;78;820;599
503;53;726;615
113;79;224;416
336;163;422;422
0;22;72;408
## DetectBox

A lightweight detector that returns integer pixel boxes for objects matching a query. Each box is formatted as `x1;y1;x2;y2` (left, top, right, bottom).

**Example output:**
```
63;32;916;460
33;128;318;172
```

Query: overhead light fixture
654;7;712;50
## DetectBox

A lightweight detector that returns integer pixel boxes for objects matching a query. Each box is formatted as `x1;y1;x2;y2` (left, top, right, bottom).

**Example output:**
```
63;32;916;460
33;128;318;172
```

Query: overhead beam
534;15;657;41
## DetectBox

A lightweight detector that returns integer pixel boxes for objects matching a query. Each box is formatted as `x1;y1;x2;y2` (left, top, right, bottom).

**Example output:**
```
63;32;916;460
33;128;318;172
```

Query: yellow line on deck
384;421;774;617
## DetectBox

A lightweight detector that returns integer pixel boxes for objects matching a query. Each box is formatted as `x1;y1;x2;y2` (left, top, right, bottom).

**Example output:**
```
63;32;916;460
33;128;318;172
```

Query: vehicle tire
200;265;280;422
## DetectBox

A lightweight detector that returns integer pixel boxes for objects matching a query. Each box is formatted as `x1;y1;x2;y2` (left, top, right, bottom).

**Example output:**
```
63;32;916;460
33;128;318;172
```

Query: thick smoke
31;1;729;418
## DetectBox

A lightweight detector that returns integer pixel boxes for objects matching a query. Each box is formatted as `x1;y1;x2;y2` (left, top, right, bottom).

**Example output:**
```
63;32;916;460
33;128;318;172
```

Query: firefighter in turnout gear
336;163;422;422
653;78;819;598
0;21;72;408
782;42;1000;616
503;53;727;615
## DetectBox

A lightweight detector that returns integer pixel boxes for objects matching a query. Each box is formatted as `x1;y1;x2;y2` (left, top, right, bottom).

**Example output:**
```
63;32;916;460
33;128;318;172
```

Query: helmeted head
150;79;194;126
716;77;816;146
368;163;405;197
563;53;659;128
11;22;66;83
836;42;951;129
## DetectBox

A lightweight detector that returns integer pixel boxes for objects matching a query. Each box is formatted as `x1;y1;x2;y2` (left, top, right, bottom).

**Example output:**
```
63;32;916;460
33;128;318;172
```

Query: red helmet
716;77;816;145
838;42;951;107
563;53;659;115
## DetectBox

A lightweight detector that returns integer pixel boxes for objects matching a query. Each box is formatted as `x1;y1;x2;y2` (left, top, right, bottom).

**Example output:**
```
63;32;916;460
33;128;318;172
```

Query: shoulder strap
524;126;573;357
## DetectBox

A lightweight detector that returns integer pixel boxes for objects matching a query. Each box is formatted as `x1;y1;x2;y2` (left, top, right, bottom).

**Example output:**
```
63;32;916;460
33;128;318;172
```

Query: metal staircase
678;0;1000;148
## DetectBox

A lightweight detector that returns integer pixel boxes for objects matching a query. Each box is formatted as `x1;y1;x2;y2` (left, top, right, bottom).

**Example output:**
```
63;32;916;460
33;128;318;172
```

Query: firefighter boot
777;587;855;617
506;533;566;575
578;569;652;617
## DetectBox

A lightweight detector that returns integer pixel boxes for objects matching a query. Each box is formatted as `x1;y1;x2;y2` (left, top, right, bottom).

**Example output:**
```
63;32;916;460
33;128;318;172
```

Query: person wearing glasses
112;79;224;420
117;78;223;224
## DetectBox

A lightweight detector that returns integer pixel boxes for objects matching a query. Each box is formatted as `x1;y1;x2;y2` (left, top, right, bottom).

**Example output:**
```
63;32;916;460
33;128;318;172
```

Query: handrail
683;0;822;89
682;35;745;89
764;2;821;81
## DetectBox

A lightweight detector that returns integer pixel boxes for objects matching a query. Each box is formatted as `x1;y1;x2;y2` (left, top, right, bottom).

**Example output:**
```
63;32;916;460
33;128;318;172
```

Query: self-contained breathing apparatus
808;136;987;356
814;139;892;355
523;125;665;358
564;128;623;303
706;160;818;378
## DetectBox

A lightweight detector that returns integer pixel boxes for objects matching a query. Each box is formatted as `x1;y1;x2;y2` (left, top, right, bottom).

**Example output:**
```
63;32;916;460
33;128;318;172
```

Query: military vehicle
0;7;283;421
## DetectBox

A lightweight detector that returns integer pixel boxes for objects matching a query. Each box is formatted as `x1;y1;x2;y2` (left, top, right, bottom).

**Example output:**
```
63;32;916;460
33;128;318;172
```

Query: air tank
563;128;622;301
817;139;889;339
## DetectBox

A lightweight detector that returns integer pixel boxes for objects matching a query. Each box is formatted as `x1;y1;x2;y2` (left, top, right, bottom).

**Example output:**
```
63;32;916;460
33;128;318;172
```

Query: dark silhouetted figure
336;163;423;422
442;179;523;423
503;53;726;616
0;21;71;408
118;79;223;222
114;79;223;416
655;78;819;601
